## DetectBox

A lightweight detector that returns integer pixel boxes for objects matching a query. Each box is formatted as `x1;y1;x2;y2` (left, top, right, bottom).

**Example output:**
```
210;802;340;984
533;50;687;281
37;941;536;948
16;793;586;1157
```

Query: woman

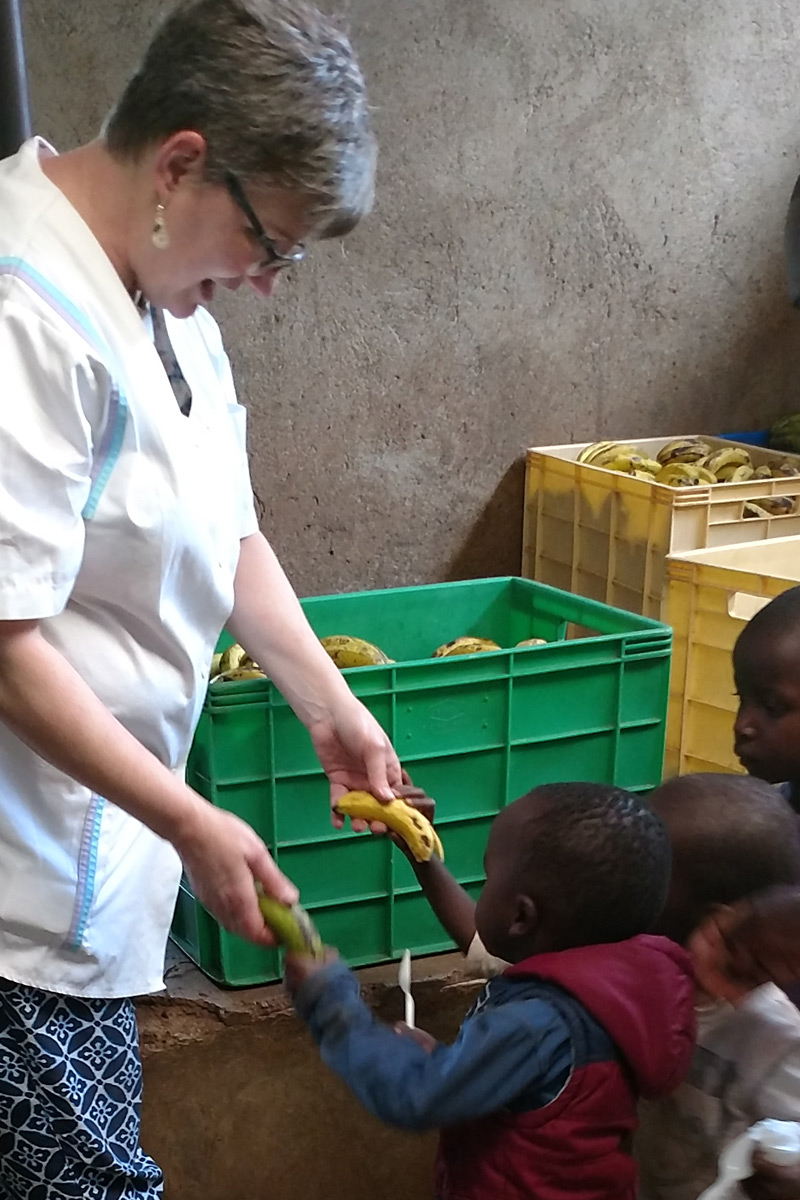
0;1;398;1195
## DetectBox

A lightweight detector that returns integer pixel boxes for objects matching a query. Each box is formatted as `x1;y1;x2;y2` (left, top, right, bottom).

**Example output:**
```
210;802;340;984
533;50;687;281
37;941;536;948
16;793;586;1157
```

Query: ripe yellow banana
590;444;640;468
515;637;548;647
219;643;250;674
210;651;224;679
656;439;711;466
715;463;755;483
577;440;621;464
636;458;663;475
257;890;324;957
214;666;267;682
702;447;752;475
433;637;500;657
320;635;391;669
334;792;444;862
656;462;703;486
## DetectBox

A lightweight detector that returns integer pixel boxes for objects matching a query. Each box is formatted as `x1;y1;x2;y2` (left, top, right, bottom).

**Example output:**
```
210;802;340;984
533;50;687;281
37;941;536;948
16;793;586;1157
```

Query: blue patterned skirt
0;978;162;1199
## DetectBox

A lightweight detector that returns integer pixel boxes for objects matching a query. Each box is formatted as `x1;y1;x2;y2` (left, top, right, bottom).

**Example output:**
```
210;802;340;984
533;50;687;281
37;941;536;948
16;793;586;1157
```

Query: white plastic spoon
398;948;415;1028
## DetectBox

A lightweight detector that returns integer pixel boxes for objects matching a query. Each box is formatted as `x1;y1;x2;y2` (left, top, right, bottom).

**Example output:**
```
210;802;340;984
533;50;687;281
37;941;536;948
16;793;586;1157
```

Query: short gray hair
104;0;376;236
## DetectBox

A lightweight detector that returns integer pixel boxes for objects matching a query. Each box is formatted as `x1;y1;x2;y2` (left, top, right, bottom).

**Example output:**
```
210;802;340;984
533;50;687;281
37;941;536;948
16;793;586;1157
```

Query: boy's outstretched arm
405;855;477;954
286;954;569;1133
391;783;476;953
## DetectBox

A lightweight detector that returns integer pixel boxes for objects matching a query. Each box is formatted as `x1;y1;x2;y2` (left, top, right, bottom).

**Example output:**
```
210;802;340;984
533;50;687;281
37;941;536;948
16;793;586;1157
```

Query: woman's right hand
174;800;298;945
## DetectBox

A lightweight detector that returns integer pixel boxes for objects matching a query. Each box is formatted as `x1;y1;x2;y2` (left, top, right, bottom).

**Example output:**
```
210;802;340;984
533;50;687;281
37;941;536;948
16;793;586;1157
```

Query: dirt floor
138;949;482;1200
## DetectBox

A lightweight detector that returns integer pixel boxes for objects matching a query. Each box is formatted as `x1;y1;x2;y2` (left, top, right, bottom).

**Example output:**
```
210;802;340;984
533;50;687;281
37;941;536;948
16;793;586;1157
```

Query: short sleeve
0;292;105;619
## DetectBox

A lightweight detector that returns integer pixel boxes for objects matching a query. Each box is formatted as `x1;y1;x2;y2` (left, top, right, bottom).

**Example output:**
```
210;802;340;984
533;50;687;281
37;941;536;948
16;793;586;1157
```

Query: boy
694;586;800;1004
286;783;695;1200
638;772;800;1200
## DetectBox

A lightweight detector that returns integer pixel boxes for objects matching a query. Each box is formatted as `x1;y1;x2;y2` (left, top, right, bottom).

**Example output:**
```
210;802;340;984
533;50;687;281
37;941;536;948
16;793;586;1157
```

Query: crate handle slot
727;592;773;622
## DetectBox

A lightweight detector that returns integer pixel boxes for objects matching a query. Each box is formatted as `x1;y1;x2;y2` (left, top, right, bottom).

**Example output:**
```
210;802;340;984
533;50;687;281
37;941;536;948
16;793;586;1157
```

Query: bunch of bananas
335;791;444;862
577;441;663;480
578;438;800;497
210;643;267;683
320;635;392;668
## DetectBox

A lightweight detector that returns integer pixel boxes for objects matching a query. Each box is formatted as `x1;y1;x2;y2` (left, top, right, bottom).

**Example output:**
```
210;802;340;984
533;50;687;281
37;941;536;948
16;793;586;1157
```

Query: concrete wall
24;0;800;596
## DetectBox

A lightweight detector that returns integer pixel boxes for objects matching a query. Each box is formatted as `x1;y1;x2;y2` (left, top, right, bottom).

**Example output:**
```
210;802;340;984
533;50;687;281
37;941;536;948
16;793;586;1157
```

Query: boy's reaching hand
743;1149;800;1200
284;948;339;994
392;1021;439;1054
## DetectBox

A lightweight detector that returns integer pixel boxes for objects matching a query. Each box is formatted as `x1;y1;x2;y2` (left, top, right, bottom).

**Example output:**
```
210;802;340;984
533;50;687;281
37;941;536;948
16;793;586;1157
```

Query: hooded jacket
294;935;695;1200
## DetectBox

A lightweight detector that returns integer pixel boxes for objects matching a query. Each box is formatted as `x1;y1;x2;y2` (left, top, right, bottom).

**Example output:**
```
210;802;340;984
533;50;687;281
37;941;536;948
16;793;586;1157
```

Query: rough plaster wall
24;0;800;595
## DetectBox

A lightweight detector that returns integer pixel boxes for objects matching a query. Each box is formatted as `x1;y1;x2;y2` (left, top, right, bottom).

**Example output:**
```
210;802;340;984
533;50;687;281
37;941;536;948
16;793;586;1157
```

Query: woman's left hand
308;698;403;830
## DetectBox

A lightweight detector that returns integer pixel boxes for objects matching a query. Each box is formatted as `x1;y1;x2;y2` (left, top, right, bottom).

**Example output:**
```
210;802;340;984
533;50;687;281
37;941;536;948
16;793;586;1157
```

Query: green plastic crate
171;576;671;985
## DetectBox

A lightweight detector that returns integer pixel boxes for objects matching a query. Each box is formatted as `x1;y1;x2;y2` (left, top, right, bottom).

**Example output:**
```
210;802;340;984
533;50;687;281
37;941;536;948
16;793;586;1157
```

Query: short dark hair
104;0;375;236
737;585;800;649
651;773;800;942
512;783;671;948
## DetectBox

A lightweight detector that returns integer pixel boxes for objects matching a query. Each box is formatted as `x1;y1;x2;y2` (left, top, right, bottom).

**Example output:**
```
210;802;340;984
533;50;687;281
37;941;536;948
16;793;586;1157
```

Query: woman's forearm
227;532;353;728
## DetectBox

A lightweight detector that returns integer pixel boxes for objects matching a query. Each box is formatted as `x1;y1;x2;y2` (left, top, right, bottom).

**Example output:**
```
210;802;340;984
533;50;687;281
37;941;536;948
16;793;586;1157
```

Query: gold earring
152;202;170;249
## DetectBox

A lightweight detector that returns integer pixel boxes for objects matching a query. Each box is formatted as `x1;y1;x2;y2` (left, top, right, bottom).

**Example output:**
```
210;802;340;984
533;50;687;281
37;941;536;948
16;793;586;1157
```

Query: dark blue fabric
0;978;162;1200
293;960;619;1133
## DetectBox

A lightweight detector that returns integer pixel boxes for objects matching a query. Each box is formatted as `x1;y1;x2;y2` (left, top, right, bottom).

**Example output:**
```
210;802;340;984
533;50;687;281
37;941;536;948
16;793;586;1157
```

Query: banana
210;651;224;679
334;792;444;862
433;637;501;657
257;890;324;957
754;464;774;480
773;459;800;478
320;635;391;669
515;637;548;647
656;463;703;486
637;458;663;475
750;495;796;516
219;643;249;674
656;438;711;466
702;447;752;476
213;666;267;682
744;502;767;519
599;453;646;473
590;444;640;468
577;440;617;464
715;463;755;483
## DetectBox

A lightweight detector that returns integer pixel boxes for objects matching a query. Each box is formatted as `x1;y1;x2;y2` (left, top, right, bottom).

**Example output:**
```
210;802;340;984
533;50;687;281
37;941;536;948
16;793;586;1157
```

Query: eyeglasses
224;170;306;274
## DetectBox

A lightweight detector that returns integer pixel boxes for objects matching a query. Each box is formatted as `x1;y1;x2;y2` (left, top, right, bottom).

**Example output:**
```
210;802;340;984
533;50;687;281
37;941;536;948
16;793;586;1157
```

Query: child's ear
510;894;538;938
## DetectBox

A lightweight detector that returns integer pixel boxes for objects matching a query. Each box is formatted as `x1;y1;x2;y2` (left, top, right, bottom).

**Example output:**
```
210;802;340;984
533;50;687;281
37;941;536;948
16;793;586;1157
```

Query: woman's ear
152;131;208;195
509;894;538;938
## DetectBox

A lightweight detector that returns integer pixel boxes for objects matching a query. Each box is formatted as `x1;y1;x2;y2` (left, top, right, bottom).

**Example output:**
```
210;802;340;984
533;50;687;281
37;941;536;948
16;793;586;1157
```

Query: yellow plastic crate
522;436;800;620
664;535;800;777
